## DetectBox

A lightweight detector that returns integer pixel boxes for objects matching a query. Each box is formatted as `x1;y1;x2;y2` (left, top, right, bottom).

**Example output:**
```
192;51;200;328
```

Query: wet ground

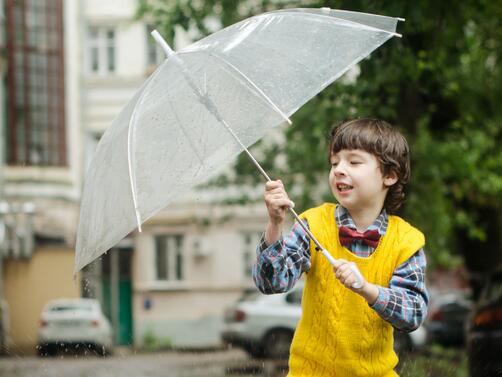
0;348;288;377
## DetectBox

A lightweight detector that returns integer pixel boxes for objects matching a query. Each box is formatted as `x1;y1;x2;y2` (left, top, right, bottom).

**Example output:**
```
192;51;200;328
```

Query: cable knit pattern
288;203;424;377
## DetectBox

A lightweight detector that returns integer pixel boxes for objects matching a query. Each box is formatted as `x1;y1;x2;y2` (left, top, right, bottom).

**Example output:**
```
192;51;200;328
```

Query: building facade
1;0;272;352
0;0;82;354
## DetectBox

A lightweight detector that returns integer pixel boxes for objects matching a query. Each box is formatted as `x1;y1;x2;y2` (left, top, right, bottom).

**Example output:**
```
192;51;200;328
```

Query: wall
3;246;80;354
131;200;284;348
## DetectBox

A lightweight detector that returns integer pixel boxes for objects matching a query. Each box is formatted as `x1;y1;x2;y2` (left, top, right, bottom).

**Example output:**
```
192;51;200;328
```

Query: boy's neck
345;205;384;232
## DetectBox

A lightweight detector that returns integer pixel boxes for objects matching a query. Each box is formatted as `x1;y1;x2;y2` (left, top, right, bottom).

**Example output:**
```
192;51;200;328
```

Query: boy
253;118;428;376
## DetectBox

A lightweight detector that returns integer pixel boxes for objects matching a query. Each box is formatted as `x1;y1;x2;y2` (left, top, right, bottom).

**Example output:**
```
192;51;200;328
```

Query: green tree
137;1;502;272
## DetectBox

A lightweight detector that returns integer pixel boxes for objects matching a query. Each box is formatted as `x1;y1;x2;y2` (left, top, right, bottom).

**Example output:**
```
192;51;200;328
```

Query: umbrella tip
151;29;176;58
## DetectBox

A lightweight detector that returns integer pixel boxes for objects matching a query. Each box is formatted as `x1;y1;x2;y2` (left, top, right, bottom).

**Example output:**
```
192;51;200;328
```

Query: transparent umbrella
75;7;403;277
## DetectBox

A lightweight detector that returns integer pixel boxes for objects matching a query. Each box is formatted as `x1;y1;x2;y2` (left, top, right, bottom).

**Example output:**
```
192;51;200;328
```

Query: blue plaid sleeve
370;249;429;332
252;220;311;294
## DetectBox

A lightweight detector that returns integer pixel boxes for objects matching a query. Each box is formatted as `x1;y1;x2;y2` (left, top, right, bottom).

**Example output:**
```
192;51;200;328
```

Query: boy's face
329;149;397;214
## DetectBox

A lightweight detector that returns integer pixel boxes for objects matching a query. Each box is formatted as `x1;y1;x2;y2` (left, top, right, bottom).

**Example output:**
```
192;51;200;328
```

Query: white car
222;285;303;359
222;283;426;359
37;298;113;356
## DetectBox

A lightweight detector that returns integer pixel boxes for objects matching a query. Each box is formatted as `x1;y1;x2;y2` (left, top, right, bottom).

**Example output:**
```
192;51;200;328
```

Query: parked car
467;269;502;377
221;283;426;359
426;291;472;346
37;298;113;356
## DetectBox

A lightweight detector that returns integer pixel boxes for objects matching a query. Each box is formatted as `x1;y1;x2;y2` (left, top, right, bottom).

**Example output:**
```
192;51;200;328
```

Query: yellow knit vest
288;203;425;377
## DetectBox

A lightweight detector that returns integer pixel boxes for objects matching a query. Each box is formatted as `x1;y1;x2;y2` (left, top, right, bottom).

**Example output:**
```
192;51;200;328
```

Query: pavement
0;348;288;377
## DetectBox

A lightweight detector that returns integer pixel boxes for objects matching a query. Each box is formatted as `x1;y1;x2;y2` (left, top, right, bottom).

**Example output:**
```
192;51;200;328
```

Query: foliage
137;1;502;270
143;329;172;351
399;346;468;377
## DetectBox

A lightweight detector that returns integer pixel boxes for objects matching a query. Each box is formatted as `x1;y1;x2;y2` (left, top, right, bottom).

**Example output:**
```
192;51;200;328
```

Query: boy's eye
350;161;362;165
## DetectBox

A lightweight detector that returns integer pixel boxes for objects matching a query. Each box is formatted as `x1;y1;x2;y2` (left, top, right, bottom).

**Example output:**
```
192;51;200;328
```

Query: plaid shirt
252;205;429;332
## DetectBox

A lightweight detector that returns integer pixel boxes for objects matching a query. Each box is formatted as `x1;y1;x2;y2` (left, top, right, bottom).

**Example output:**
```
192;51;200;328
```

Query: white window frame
154;234;184;282
87;26;116;75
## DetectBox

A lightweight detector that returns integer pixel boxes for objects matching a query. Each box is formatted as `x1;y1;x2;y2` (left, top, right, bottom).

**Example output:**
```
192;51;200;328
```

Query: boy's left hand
333;259;379;305
333;259;366;290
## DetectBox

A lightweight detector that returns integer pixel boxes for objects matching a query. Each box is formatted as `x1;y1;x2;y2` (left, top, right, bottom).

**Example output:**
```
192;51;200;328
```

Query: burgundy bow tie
338;226;381;248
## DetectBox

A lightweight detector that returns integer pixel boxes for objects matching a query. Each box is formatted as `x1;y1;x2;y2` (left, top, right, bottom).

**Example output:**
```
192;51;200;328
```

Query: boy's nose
333;163;347;176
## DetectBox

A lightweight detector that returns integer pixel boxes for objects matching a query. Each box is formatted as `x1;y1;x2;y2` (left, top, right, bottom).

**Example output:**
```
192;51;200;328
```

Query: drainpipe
111;249;120;345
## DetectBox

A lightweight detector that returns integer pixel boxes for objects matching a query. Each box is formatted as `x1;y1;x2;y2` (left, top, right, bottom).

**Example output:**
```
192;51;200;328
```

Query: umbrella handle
287;206;364;289
320;249;364;289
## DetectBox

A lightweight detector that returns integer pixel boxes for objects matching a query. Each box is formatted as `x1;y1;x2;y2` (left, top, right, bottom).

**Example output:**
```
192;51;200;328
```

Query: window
242;232;262;278
88;26;116;74
5;0;66;166
155;234;184;281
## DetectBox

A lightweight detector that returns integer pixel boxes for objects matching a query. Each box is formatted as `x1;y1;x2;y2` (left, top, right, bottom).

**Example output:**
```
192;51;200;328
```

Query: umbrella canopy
75;8;402;272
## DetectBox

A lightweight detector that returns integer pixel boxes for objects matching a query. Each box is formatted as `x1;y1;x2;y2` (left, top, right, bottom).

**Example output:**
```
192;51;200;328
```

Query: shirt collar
335;205;388;236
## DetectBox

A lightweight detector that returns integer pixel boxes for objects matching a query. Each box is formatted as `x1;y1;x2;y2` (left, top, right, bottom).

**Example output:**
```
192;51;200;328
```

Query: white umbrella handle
320;249;364;289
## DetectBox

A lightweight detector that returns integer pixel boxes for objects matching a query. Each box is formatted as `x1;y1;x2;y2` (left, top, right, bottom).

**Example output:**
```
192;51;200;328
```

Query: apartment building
0;0;270;352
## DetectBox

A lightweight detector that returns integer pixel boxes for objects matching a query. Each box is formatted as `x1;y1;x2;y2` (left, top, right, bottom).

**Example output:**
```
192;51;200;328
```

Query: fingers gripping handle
321;249;364;289
347;264;365;289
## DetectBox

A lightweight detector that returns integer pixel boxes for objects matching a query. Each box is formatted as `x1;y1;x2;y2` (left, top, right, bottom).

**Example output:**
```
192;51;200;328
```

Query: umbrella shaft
287;207;325;251
239;144;324;252
241;145;272;182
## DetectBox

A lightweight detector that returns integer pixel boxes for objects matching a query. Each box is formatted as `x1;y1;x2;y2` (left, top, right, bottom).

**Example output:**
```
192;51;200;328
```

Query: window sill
138;281;191;291
4;166;72;184
84;74;145;87
135;281;256;292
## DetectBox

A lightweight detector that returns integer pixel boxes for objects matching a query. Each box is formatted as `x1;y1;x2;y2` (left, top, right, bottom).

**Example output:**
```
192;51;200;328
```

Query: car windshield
48;303;94;312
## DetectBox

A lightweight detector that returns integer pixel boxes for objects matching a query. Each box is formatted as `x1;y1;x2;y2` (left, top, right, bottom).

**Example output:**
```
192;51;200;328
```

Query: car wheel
94;344;111;357
263;329;293;360
37;343;57;357
393;331;412;356
244;344;265;359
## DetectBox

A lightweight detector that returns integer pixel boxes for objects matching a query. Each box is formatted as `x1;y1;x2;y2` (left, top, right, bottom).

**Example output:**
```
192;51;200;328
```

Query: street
0;349;288;377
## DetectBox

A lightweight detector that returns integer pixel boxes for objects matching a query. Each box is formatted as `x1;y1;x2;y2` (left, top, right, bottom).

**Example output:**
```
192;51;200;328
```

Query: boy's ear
383;171;398;187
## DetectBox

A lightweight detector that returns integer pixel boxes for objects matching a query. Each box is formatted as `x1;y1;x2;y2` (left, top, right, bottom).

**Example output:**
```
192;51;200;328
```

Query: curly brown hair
328;118;410;213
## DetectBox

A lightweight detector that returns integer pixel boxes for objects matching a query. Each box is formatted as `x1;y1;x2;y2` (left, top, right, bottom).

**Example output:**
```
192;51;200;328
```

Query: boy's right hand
264;180;294;226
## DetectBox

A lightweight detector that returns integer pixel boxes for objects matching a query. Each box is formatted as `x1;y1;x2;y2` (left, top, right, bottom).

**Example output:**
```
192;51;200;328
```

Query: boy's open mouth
336;183;353;192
